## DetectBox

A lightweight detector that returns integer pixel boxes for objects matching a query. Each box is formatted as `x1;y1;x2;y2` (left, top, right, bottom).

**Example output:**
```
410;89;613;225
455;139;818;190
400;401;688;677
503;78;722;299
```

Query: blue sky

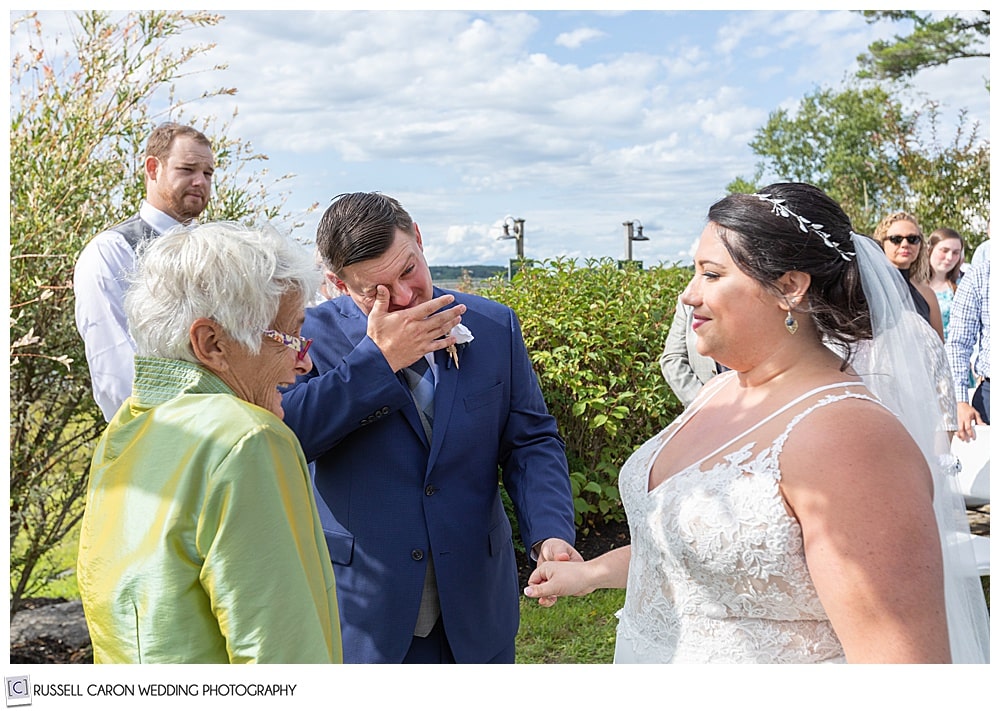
13;7;991;268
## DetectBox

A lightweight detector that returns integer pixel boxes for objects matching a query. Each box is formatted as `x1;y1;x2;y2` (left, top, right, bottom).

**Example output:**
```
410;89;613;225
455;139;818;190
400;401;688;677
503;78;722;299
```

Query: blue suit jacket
280;287;575;663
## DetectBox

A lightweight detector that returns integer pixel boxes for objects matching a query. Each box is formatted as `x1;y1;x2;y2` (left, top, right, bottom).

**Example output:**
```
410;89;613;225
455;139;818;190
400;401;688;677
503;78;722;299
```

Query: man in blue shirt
946;259;990;441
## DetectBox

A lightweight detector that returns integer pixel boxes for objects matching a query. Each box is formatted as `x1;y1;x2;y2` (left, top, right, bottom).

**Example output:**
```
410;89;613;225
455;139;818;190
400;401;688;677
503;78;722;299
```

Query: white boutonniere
445;324;474;369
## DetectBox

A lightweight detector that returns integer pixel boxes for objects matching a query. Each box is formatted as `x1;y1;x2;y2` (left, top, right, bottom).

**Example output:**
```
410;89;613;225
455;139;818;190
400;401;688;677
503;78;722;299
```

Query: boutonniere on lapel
445;324;474;369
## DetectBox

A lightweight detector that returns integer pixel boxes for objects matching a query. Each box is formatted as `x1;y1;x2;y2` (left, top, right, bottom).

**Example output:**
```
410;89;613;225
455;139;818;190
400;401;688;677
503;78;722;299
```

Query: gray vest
112;214;159;250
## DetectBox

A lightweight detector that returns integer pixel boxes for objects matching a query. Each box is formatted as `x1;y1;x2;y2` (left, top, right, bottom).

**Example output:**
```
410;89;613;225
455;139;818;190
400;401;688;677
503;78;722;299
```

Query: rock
10;599;91;650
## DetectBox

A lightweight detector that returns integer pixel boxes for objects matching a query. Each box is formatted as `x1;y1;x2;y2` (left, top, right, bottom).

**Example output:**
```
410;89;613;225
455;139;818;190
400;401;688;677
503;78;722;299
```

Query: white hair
126;221;320;361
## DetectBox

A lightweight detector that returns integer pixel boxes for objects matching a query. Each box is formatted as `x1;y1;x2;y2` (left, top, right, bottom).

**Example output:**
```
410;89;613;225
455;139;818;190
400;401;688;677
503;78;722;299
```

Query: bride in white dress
524;183;989;664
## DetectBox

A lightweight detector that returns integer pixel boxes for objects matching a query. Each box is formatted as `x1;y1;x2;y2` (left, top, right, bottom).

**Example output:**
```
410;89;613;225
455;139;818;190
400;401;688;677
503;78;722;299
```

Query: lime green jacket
78;357;341;663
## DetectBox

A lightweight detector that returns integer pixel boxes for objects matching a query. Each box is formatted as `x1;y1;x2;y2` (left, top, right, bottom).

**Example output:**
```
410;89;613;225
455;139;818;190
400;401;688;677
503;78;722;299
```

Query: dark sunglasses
885;234;922;246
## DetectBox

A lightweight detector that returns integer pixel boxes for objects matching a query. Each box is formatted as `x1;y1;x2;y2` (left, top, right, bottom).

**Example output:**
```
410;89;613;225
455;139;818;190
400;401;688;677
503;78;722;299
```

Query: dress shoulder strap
765;389;886;478
656;370;733;449
687;381;866;472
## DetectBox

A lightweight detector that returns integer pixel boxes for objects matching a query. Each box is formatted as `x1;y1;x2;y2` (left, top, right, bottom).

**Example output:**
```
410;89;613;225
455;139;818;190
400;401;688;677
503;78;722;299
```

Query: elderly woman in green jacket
77;221;341;663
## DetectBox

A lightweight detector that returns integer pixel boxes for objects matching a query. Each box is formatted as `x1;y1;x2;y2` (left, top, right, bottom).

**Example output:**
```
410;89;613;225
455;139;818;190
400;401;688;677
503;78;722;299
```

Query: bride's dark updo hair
707;182;871;360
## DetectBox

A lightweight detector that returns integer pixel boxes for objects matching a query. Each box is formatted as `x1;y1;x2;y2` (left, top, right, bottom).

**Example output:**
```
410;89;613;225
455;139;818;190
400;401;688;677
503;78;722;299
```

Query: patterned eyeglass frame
262;329;313;361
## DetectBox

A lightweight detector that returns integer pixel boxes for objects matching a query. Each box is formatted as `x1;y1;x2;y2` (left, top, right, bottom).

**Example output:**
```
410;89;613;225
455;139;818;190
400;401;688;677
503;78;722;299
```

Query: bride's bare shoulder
780;390;932;493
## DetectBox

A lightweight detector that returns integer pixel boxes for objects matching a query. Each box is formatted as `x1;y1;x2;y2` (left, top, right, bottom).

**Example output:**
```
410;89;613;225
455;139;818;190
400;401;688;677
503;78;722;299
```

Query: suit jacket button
425;485;437;496
411;549;424;561
381;406;390;415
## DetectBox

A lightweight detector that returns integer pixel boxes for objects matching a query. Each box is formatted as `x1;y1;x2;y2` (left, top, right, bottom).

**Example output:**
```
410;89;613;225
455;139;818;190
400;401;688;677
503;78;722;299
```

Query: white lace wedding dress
614;372;878;663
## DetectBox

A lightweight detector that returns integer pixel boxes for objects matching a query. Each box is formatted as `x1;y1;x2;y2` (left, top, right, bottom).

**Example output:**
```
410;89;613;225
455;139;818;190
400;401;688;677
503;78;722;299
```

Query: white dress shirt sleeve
73;231;138;421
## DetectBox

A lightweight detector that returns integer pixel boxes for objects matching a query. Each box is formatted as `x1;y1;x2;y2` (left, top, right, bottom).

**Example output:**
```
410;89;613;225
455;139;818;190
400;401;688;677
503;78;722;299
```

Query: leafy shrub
481;258;692;530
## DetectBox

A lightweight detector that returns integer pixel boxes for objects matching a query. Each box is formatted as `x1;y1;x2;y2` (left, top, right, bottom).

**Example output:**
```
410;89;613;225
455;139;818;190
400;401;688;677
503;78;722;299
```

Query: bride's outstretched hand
526;545;630;606
523;559;594;607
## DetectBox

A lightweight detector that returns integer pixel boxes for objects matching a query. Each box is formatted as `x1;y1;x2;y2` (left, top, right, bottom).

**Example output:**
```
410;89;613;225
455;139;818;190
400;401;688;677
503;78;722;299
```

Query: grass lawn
12;521;82;603
37;525;82;600
515;588;625;664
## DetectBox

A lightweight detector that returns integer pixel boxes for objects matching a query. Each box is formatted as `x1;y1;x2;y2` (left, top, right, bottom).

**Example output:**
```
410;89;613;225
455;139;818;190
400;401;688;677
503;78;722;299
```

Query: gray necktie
402;357;434;437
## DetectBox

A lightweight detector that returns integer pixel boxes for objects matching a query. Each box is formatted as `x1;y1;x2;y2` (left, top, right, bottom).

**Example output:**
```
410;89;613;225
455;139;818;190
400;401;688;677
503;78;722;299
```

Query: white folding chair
951;424;990;508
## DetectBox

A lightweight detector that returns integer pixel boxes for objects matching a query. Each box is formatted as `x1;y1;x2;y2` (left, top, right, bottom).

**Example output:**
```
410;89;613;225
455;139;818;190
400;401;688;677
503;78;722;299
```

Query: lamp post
498;216;526;278
499;216;525;260
623;219;649;264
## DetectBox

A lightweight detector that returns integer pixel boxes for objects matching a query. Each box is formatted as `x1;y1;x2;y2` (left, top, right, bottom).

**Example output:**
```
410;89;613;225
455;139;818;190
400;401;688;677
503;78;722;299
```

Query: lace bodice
615;374;879;663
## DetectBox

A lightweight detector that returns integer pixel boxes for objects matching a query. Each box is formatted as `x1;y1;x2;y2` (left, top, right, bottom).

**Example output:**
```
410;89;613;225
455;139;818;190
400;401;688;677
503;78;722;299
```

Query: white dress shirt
73;201;179;420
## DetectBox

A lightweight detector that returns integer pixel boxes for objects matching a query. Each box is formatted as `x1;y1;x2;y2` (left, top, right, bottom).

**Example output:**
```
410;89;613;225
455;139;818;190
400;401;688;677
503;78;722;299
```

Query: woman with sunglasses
874;212;944;340
77;221;342;664
873;213;956;435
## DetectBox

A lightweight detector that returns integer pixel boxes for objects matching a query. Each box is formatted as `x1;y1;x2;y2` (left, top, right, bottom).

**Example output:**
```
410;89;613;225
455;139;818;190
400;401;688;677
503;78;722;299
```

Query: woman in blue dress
927;227;966;341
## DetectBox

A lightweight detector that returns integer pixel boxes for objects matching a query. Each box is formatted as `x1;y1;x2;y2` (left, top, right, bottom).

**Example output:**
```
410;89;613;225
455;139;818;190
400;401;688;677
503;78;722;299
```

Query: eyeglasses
262;329;313;361
885;235;923;246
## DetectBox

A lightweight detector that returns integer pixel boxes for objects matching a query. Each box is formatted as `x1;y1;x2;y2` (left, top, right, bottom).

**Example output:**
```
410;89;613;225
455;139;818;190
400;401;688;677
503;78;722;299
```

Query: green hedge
480;258;692;530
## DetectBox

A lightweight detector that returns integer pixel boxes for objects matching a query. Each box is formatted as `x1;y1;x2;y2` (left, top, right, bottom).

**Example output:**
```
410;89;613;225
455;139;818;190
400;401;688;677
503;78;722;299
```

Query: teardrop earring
784;312;798;335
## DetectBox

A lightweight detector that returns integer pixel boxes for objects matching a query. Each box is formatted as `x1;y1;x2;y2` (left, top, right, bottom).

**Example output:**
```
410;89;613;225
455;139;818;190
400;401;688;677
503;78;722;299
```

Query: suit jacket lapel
338;296;429;445
427;346;459;465
426;286;464;466
335;296;368;342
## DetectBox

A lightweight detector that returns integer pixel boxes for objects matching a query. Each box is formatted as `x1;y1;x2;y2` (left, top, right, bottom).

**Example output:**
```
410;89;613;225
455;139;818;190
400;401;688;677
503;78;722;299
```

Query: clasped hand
524;538;587;608
367;286;467;372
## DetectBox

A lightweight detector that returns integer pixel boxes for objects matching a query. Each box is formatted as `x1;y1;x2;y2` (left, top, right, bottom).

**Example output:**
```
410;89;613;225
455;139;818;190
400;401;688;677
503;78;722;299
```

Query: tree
856;11;990;83
734;85;911;231
728;83;989;250
9;10;294;616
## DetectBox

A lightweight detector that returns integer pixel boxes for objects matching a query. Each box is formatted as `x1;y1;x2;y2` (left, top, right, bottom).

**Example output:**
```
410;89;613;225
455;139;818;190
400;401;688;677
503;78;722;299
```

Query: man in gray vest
659;294;722;406
74;123;215;420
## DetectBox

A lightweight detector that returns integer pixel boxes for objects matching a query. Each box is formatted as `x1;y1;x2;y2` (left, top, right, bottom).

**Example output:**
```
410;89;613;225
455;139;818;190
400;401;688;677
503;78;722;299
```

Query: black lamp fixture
623;219;648;261
498;215;525;261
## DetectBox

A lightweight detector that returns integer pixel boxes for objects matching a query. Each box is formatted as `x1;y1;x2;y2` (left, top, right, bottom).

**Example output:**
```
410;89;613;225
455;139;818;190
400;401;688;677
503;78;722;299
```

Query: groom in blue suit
281;192;579;663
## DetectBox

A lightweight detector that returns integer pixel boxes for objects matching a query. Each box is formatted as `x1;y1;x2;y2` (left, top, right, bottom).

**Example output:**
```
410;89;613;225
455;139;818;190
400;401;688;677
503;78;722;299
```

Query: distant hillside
429;265;508;281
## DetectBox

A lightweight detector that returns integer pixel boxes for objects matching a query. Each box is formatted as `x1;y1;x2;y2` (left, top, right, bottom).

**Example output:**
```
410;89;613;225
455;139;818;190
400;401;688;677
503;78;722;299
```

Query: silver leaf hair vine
752;193;856;261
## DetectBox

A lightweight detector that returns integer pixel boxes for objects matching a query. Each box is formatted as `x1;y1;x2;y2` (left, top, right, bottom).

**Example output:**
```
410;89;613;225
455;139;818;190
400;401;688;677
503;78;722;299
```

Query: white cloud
17;9;989;267
555;27;605;49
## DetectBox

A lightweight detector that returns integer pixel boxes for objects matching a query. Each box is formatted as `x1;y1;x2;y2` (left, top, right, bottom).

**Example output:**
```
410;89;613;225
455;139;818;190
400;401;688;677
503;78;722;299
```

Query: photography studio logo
5;676;31;707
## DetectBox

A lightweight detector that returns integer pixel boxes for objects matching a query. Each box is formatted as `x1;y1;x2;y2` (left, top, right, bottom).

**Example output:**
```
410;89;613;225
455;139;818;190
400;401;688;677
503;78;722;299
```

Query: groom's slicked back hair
317;192;416;274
